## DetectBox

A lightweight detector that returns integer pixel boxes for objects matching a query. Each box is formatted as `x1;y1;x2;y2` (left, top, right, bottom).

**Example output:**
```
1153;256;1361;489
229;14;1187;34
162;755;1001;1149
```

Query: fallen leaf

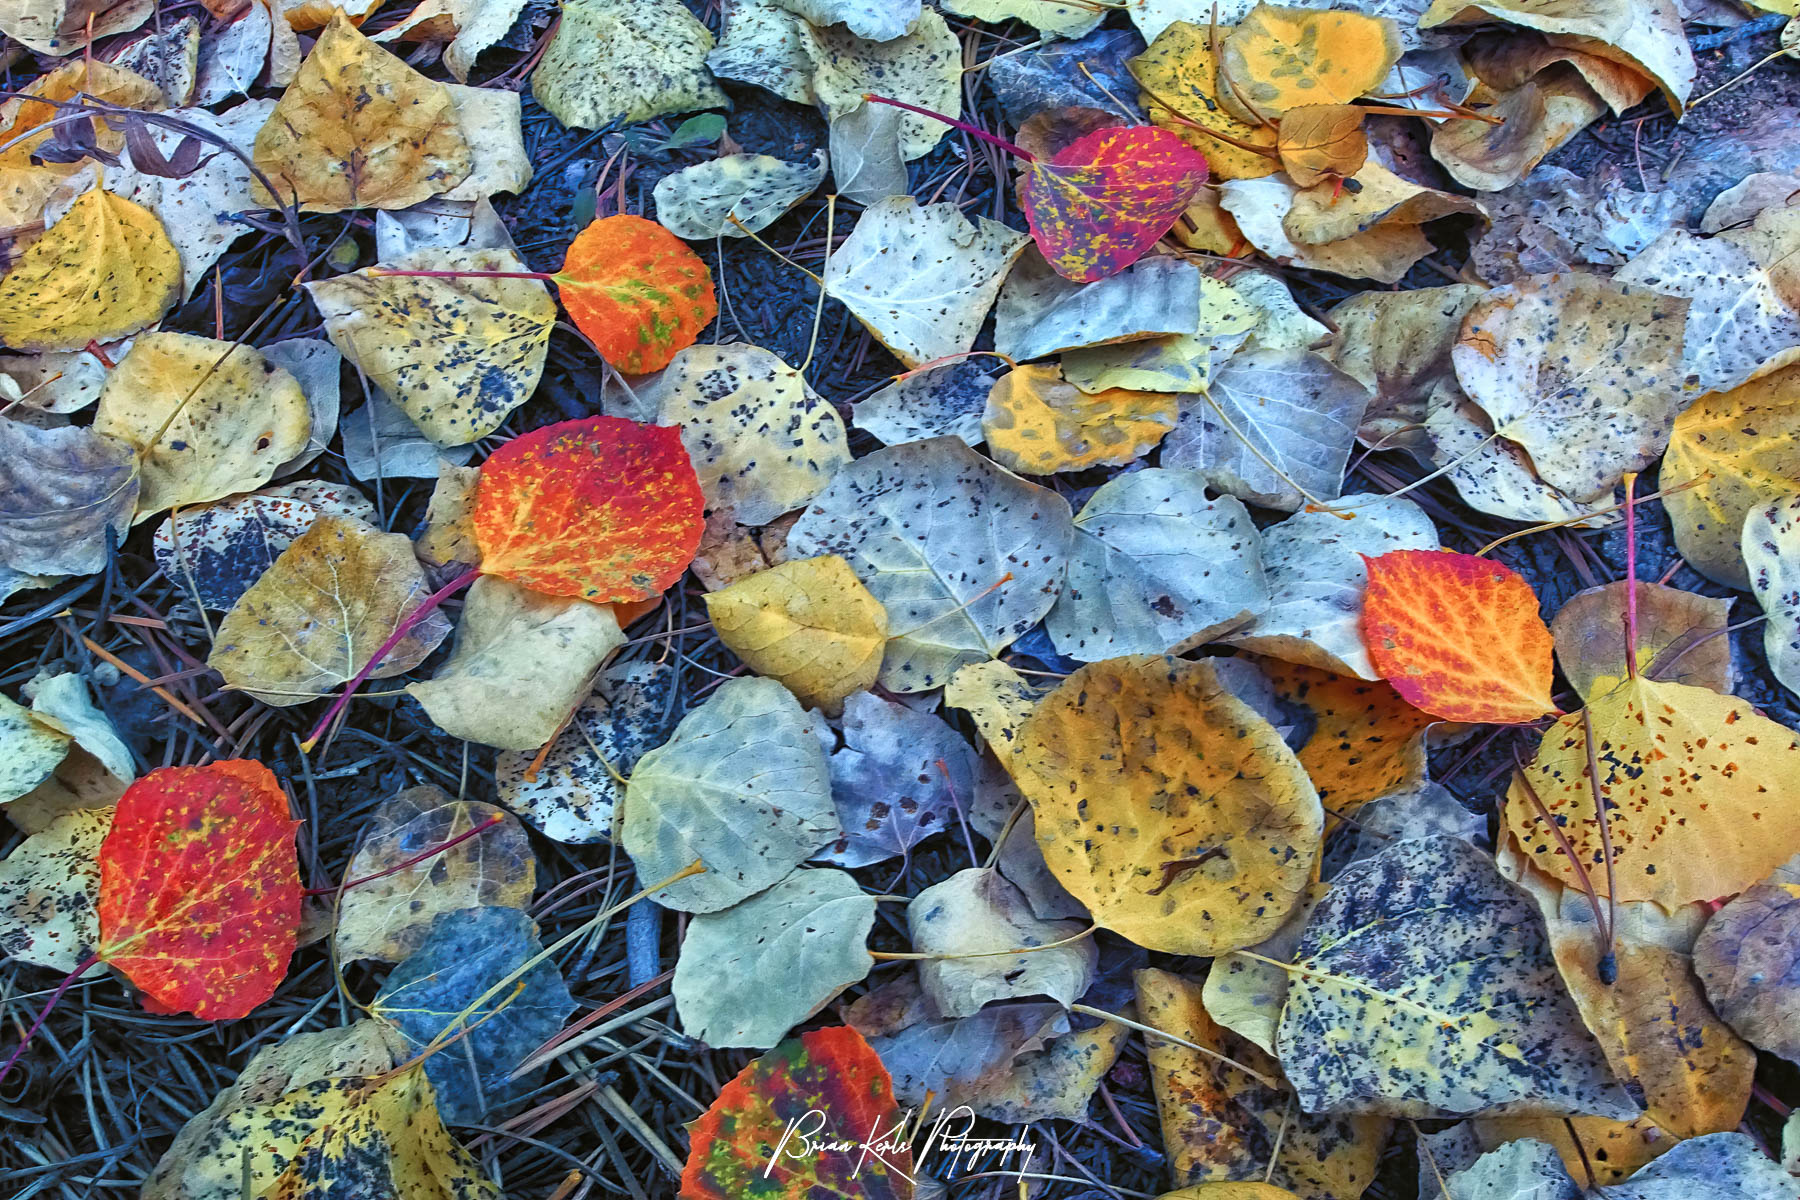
207;516;451;707
808;9;961;161
532;0;727;129
0;348;108;415
1220;5;1402;121
372;906;574;1123
0;186;180;351
1501;848;1755;1141
910;866;1095;1017
1045;469;1268;660
706;0;817;106
1693;853;1800;1065
1161;347;1371;511
786;436;1075;691
25;674;131;786
155;481;375;611
417;463;481;571
680;1026;913;1200
867;998;1072;1111
996;249;1206;363
941;0;1101;34
982;363;1177;474
0;57;161;166
333;786;534;963
1277;103;1368;187
1277;834;1637;1118
852;358;1000;448
1201;881;1325;1055
706;556;887;713
1058;274;1258;395
1423;385;1619;527
1259;658;1439;815
142;1021;411;1200
0;419;140;577
0;0;150;54
1550;581;1734;702
822;196;1030;370
1015;656;1322;955
304;246;555;446
652;151;827;240
1658;365;1800;588
778;0;919;39
672;868;876;1049
968;1014;1130;1122
1223;493;1439;678
1327;283;1487;447
1136;967;1389;1199
91;332;311;520
406;576;626;750
97;760;300;1019
1744;493;1800;697
472;415;706;604
377;0;529;81
1429;69;1608;192
259;1070;498;1199
1507;675;1800;907
493;661;678;843
0;693;85;804
1015;123;1211;283
636;343;850;524
1452;272;1694;501
342;395;476;481
818;692;979;867
1131;21;1282;181
829;101;909;206
0;806;110;972
252;12;471;211
553;215;717;374
1453;1132;1795;1200
1470;1114;1679;1186
622;676;837;914
1360;549;1557;724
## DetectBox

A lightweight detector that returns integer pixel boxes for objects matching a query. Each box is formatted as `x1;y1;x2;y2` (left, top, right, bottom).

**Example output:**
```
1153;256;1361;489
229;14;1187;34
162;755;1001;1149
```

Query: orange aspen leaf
552;214;717;373
1359;549;1557;724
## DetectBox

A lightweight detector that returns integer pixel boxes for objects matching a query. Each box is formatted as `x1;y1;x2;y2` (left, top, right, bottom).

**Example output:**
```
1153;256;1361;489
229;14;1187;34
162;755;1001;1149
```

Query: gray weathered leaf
829;101;908;207
818;691;979;868
1693;852;1800;1065
1593;1133;1798;1200
652;151;827;240
0;419;139;577
706;0;816;105
995;249;1203;362
806;8;960;160
672;868;876;1048
341;394;475;481
909;866;1095;1017
852;358;999;448
1444;1138;1580;1200
1046;468;1267;661
778;0;919;40
621;676;838;913
1161;348;1371;512
786;437;1075;691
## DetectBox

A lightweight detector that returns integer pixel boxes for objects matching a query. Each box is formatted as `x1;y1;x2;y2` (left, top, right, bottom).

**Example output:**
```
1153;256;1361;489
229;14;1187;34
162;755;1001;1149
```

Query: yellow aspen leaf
1507;675;1800;907
1135;967;1388;1200
252;11;472;212
1276;104;1367;187
1219;5;1402;123
1659;364;1800;588
1014;656;1322;955
1471;1115;1680;1186
91;332;311;520
982;363;1177;475
0;187;179;351
0;59;164;168
704;556;889;713
1258;658;1438;817
1131;21;1281;181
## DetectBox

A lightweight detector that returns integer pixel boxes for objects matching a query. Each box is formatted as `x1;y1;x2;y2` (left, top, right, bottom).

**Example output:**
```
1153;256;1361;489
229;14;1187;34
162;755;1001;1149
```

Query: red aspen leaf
681;1025;914;1200
96;760;301;1020
552;214;717;373
1017;124;1210;283
1359;549;1557;724
472;415;705;604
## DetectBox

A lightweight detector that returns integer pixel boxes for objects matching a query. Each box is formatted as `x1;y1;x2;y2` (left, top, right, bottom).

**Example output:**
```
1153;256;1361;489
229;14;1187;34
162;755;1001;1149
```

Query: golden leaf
704;555;889;713
982;363;1177;475
1276;104;1367;187
1131;21;1281;181
0;187;179;351
1219;4;1401;122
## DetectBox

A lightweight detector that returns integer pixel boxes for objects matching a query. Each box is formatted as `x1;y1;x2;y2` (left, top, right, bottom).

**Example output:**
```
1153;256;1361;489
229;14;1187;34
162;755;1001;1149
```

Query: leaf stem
1621;472;1641;680
370;269;558;281
302;567;480;752
0;953;101;1087
304;812;506;896
861;93;1037;162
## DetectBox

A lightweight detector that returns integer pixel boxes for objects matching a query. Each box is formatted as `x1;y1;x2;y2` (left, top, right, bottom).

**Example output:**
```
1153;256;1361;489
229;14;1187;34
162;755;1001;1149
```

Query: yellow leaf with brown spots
1130;21;1281;181
1258;657;1439;818
0;59;164;168
1219;5;1401;122
1014;656;1322;955
252;11;471;211
0;186;179;351
1507;675;1800;907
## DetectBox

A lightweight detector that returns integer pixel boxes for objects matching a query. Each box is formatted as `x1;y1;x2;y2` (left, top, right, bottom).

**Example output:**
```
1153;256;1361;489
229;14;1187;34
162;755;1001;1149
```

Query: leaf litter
2;3;1800;1199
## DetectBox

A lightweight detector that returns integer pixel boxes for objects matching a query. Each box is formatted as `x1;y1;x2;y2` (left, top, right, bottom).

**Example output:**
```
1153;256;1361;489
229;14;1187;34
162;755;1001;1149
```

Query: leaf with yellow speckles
472;415;705;604
96;760;301;1020
982;363;1178;475
1506;676;1800;907
1277;834;1638;1118
0;186;180;352
680;1025;913;1200
551;214;716;374
1218;5;1402;122
1013;655;1322;956
304;247;556;447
